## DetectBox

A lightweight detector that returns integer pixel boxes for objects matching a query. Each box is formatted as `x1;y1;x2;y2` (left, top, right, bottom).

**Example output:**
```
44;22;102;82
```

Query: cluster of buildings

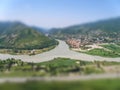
66;37;104;49
66;33;120;49
66;38;81;48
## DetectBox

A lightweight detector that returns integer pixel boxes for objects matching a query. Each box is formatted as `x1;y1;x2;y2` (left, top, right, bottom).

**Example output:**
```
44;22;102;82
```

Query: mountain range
49;17;120;40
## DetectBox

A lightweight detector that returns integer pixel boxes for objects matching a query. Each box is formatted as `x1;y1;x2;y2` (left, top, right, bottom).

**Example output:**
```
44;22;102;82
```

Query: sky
0;0;120;28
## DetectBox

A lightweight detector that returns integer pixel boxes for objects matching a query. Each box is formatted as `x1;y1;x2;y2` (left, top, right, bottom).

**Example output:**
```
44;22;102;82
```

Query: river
0;40;120;62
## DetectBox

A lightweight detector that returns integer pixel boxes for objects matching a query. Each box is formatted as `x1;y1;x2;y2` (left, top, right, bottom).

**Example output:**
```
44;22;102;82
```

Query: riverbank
0;45;57;56
0;40;120;62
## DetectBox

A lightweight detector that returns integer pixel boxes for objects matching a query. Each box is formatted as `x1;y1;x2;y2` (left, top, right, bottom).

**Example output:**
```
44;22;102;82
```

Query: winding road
0;40;120;62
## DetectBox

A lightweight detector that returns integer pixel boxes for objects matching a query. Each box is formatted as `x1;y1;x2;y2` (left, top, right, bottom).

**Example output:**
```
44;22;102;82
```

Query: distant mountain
0;21;57;50
31;26;47;34
50;17;120;39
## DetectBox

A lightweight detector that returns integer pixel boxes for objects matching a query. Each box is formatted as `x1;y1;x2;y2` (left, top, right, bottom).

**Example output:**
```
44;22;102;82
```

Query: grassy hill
0;21;57;50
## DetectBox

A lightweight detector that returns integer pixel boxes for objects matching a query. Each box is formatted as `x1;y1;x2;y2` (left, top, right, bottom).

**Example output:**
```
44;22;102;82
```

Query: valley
0;40;120;62
1;0;120;90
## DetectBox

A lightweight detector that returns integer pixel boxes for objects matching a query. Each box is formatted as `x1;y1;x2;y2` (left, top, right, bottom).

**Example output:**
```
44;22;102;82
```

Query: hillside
50;17;120;41
0;21;57;50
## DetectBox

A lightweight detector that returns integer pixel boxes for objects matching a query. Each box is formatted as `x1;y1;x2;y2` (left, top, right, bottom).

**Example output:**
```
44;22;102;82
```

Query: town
66;34;120;52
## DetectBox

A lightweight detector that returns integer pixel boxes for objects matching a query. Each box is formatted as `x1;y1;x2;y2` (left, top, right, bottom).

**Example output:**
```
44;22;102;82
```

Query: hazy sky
0;0;120;28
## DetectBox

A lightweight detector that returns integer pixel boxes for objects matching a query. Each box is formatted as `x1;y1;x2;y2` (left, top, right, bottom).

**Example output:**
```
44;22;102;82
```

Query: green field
0;79;120;90
84;48;120;57
101;44;120;53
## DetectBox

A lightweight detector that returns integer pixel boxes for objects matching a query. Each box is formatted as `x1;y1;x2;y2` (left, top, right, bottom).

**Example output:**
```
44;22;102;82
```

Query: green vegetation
0;58;48;77
0;79;120;90
101;44;120;54
84;44;120;57
0;58;120;77
0;22;58;51
0;58;101;77
50;17;120;35
84;48;120;57
0;45;56;55
0;58;119;89
50;17;120;43
36;58;105;75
